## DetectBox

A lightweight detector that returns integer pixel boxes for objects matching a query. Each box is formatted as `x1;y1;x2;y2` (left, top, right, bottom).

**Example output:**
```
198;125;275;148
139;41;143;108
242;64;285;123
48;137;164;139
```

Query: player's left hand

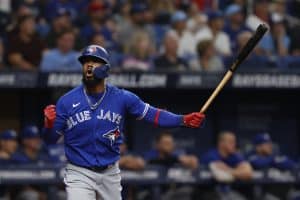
183;112;205;128
44;105;56;128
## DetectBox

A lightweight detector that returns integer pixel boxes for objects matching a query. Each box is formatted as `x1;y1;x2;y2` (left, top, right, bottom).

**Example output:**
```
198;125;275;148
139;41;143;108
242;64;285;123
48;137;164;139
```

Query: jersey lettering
96;109;122;125
67;110;91;130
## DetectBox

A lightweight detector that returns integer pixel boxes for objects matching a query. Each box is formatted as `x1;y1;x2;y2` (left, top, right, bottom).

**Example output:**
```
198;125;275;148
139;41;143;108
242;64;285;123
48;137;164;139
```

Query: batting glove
44;105;56;128
183;112;205;128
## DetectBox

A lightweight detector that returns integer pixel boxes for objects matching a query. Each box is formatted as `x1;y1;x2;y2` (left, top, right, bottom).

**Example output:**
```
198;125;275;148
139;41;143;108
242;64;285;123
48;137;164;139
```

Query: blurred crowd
0;125;299;199
0;0;300;72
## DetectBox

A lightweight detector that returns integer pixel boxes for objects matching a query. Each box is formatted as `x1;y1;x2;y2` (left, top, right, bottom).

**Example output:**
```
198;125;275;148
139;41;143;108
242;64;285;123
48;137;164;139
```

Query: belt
70;162;115;173
85;165;111;172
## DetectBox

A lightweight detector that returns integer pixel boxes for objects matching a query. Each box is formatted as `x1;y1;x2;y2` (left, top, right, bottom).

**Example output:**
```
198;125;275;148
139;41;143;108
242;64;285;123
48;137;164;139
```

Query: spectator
5;5;35;41
186;4;208;34
149;0;175;21
43;0;82;22
122;31;154;71
45;7;73;49
201;131;253;182
154;31;188;71
117;2;155;51
90;32;106;47
89;32;122;69
11;125;53;164
247;133;296;170
223;4;250;51
119;143;145;171
259;13;290;57
195;10;232;56
6;14;46;70
11;0;40;15
144;131;198;170
270;0;300;31
193;0;218;11
193;39;224;71
40;29;81;72
246;0;270;31
224;31;272;69
80;1;113;46
0;38;4;69
170;11;197;64
114;1;131;27
0;129;18;165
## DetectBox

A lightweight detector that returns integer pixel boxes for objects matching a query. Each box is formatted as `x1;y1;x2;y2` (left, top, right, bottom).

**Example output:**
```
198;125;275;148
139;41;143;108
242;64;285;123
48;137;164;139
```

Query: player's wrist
44;117;54;128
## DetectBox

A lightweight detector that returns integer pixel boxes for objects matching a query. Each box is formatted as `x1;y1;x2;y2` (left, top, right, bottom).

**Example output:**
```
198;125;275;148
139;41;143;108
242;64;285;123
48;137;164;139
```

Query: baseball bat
199;24;268;113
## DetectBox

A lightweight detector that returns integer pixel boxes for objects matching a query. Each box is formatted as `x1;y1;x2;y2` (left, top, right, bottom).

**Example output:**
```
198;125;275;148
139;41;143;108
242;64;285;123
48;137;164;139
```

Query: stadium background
1;0;300;200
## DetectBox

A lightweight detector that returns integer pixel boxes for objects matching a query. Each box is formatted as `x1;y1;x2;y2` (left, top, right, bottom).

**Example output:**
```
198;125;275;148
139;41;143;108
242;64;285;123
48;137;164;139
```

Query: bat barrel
199;24;268;113
231;24;268;72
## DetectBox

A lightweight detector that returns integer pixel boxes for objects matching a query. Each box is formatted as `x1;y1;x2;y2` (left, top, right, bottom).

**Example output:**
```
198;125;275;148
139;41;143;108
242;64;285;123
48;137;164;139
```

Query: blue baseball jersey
143;149;185;167
45;84;182;168
247;151;296;170
201;148;245;168
11;149;54;165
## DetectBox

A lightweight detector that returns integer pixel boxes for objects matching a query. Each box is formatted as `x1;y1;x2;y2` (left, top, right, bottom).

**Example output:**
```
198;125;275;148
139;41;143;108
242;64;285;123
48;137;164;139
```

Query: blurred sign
0;72;300;89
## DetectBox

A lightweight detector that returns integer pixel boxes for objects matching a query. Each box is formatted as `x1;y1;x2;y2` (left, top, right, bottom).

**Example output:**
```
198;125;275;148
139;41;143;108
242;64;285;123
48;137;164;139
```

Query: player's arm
124;90;205;128
119;155;145;170
178;155;199;170
8;53;35;70
230;162;253;180
42;98;67;144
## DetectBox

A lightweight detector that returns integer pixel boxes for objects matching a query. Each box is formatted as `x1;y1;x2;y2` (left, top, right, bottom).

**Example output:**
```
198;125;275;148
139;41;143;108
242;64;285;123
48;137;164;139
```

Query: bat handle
200;71;233;113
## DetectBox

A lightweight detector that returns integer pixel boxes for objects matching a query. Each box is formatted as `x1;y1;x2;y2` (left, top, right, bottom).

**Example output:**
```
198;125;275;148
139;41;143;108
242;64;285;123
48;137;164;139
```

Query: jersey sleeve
123;89;183;127
123;89;149;120
200;150;220;166
230;153;246;167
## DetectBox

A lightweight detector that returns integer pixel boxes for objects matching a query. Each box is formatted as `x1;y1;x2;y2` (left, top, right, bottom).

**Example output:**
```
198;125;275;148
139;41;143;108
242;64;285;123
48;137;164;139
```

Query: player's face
157;135;175;155
257;142;273;155
1;140;18;155
82;57;105;86
23;138;41;152
220;134;236;154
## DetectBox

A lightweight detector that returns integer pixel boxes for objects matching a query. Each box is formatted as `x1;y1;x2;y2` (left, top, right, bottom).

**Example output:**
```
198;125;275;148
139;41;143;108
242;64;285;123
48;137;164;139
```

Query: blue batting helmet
78;45;110;65
78;45;111;78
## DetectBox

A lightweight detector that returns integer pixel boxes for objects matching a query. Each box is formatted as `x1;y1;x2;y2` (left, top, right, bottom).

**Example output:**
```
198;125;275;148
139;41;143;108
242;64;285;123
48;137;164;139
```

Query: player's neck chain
83;85;107;110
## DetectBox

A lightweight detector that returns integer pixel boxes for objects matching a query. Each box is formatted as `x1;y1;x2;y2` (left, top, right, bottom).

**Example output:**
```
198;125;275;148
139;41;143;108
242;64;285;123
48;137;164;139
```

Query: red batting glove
44;105;56;128
183;112;205;128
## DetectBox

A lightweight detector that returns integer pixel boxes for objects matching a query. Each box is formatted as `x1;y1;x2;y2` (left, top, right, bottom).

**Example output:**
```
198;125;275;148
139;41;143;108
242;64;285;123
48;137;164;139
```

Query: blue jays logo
103;127;121;146
87;46;97;53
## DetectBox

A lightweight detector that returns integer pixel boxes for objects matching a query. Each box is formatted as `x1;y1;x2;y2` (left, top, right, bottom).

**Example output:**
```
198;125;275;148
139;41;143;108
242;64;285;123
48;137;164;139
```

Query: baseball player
42;45;205;200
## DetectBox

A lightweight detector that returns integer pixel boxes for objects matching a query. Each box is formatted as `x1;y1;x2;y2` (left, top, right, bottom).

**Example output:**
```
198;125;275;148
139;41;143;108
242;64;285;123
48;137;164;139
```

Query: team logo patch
103;127;121;146
87;46;97;53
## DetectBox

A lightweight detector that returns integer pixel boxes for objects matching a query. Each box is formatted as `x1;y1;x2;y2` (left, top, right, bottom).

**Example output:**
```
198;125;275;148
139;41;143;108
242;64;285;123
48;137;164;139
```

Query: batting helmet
78;45;110;65
78;45;110;78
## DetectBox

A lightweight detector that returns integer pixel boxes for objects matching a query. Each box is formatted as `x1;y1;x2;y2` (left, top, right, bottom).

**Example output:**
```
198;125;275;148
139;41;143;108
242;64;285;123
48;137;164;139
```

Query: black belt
70;162;114;173
86;165;110;172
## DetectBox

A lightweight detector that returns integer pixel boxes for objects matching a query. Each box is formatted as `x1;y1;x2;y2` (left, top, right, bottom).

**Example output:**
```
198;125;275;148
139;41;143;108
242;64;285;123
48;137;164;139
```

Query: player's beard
82;74;104;88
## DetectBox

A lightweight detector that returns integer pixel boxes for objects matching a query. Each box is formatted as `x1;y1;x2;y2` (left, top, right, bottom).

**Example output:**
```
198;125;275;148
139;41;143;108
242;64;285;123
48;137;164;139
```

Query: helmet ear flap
93;64;110;79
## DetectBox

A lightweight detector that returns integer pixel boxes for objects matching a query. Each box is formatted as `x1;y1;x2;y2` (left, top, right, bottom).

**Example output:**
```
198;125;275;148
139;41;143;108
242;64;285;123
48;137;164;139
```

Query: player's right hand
44;105;56;128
